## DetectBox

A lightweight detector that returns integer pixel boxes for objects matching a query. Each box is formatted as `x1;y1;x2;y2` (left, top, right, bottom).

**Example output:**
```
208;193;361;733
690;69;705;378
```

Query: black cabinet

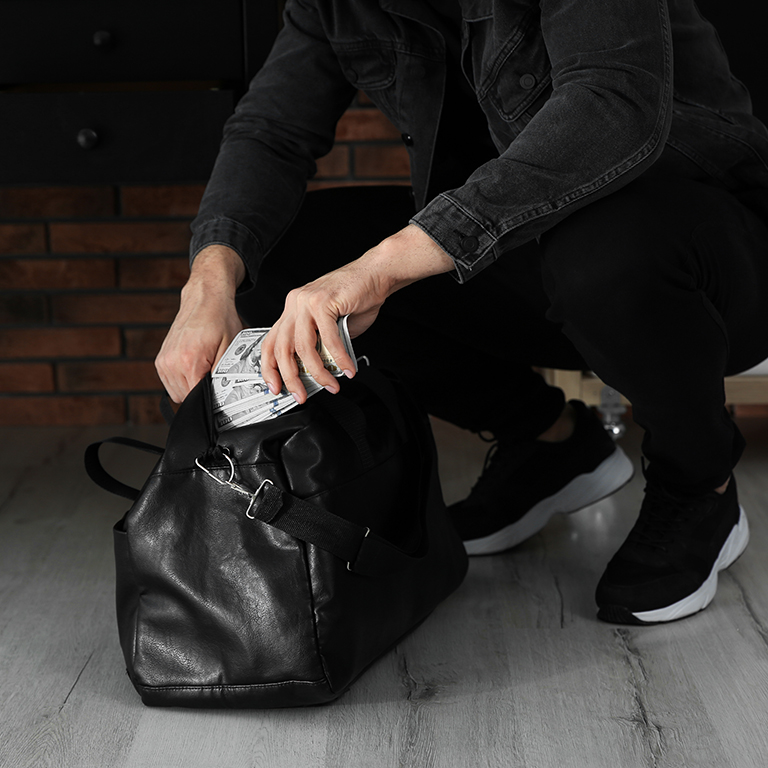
0;0;281;183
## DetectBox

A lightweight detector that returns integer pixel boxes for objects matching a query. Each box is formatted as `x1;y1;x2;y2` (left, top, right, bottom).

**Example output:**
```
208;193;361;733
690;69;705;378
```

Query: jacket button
519;73;537;90
401;133;414;146
460;235;479;253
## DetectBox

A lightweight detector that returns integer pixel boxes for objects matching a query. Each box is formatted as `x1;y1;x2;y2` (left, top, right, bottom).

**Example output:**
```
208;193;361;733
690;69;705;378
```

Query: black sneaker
449;400;634;555
596;473;749;625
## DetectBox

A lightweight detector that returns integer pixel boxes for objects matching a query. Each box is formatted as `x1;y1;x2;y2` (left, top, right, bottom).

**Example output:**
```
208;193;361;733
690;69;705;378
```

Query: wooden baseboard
540;369;768;406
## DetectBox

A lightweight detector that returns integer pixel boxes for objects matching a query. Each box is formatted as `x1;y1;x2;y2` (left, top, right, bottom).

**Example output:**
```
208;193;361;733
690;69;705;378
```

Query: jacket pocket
331;42;397;91
471;6;551;125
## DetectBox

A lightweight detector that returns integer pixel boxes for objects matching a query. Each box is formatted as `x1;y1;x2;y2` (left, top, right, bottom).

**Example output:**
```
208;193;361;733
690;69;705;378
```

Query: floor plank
1;415;767;767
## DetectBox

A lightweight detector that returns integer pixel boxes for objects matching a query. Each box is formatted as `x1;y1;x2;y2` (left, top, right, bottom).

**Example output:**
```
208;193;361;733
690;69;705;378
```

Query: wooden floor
1;414;768;768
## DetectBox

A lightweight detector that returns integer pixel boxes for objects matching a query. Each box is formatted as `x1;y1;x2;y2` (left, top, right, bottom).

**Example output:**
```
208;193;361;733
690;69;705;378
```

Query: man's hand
260;224;455;402
155;245;246;403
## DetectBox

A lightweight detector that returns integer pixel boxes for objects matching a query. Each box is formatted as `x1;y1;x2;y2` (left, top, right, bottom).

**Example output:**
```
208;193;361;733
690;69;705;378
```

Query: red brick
0;295;48;324
307;179;411;192
121;185;205;217
52;292;179;325
0;224;47;255
336;109;401;141
353;145;411;178
0;363;55;392
315;146;351;179
118;257;189;289
0;187;115;218
49;221;191;254
129;394;175;425
124;328;168;359
58;360;161;392
0;327;120;359
0;258;116;290
0;395;125;426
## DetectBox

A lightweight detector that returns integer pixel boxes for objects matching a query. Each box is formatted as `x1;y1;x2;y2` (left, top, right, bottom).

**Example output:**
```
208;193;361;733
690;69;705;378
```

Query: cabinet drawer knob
93;30;114;48
77;128;100;150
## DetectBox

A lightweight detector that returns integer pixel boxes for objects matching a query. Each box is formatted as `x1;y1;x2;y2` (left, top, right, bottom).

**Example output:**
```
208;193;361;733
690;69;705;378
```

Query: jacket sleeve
410;0;674;283
189;0;356;291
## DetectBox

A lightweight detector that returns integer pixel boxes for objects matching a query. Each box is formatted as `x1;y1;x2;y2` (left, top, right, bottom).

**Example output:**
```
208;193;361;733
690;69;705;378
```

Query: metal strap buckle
195;450;273;518
347;527;371;572
244;479;274;520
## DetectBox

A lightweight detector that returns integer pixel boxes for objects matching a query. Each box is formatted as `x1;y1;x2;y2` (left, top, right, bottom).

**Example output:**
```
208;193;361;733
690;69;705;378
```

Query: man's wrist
188;244;246;294
370;224;456;295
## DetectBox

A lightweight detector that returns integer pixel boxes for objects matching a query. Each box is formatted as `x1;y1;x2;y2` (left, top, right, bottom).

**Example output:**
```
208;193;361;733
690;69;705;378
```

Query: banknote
215;377;323;427
211;375;272;413
215;393;294;431
213;328;271;379
213;316;356;430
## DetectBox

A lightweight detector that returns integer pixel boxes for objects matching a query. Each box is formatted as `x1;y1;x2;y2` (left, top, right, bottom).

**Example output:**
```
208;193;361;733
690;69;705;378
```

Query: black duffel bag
85;366;468;708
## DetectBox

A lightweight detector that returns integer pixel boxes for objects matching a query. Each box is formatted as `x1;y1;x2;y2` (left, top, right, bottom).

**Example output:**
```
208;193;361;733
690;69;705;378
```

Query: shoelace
629;481;709;552
466;439;539;500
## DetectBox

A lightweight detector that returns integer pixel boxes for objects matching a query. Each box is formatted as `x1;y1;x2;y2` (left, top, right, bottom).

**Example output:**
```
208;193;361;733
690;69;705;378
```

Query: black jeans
241;175;768;496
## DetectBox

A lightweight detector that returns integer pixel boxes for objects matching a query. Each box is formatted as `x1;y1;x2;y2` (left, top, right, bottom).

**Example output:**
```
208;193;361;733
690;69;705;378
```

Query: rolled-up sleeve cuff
409;193;497;284
189;217;264;294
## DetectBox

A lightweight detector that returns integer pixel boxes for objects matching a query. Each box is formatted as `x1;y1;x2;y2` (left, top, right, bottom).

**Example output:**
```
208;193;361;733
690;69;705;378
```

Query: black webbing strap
250;482;416;577
84;437;164;501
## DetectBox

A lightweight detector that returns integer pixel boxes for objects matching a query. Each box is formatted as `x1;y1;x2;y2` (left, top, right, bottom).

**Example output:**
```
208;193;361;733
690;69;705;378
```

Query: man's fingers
316;315;357;380
157;360;203;403
265;323;311;403
276;350;308;403
260;326;286;396
293;319;342;393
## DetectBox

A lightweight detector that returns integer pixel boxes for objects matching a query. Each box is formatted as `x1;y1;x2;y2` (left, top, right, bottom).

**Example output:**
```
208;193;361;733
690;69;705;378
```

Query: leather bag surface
86;367;468;708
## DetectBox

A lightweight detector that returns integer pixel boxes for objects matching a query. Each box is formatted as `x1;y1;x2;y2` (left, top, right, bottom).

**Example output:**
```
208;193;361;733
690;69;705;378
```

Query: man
156;0;768;624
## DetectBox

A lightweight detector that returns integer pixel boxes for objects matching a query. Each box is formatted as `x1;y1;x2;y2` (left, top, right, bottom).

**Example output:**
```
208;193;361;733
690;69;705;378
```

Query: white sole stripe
631;505;750;623
464;447;635;555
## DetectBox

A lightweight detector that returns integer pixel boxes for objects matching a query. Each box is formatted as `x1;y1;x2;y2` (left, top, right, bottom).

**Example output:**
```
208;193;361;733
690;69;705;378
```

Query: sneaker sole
463;446;635;555
598;505;750;625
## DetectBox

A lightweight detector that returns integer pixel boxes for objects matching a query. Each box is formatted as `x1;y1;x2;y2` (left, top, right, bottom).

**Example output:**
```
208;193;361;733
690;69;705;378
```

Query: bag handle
84;437;164;501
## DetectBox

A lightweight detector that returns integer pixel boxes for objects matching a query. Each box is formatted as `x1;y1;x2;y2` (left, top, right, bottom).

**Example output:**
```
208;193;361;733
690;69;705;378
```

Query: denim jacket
191;0;768;285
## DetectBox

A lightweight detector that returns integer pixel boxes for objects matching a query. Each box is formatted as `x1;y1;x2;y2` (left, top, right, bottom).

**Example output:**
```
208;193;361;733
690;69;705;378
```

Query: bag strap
245;481;418;578
249;371;422;575
84;437;164;501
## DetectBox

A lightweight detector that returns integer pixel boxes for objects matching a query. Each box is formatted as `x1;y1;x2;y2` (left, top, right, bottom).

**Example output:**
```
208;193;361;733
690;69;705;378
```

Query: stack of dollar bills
212;316;356;431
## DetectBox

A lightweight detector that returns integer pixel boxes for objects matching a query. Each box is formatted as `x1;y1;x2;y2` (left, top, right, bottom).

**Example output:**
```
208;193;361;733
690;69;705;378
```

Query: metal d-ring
194;450;236;486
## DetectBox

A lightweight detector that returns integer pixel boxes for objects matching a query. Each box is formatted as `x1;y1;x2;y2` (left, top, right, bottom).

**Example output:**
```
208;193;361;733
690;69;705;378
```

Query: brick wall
0;96;408;426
